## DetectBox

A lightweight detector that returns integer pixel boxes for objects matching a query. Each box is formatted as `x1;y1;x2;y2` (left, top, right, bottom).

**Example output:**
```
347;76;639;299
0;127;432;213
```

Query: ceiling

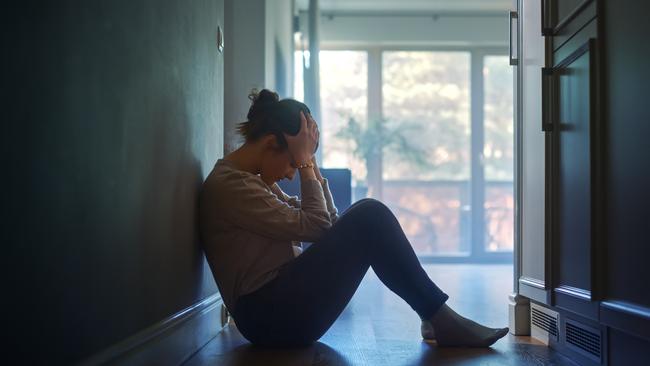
295;0;513;14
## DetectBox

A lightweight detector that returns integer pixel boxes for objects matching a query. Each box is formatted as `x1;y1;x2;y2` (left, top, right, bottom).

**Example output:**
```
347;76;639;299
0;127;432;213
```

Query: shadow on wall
53;70;217;362
5;0;222;363
136;89;209;303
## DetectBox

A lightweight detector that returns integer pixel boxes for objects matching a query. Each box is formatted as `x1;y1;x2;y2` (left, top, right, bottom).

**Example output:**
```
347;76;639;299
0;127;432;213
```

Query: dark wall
603;0;650;311
3;0;223;363
602;0;650;362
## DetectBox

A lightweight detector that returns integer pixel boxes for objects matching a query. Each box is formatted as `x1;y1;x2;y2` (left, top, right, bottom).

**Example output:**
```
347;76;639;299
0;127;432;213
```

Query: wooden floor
184;264;576;366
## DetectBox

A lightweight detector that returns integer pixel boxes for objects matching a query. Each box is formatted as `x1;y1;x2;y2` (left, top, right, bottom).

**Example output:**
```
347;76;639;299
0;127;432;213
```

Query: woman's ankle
428;303;452;325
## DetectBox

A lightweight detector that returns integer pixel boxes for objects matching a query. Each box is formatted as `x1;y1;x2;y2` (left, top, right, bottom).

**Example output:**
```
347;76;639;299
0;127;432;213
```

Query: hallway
185;265;574;365
6;0;650;364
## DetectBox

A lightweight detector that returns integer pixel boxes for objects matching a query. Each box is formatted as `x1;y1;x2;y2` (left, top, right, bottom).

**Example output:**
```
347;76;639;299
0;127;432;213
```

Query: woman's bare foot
421;304;509;347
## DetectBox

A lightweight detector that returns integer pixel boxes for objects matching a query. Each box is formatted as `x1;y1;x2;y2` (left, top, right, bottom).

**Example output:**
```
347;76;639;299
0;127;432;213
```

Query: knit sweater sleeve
270;178;339;224
216;174;333;242
321;178;339;224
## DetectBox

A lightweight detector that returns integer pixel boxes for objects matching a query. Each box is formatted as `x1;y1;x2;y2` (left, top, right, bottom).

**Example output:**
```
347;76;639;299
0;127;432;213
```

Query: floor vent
565;319;602;362
530;303;559;344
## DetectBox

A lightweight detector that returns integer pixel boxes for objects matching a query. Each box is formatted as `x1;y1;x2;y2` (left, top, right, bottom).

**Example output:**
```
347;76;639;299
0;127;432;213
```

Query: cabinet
519;0;601;316
543;2;603;364
599;0;650;362
547;31;599;320
520;0;650;364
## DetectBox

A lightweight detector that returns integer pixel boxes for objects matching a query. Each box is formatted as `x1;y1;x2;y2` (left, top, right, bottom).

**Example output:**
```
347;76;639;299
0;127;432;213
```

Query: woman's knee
346;199;394;224
347;198;389;214
334;199;391;233
333;198;395;237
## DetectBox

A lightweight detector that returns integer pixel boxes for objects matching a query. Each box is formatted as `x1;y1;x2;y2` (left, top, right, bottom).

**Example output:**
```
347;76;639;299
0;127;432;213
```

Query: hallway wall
602;0;650;361
4;0;223;363
223;0;294;153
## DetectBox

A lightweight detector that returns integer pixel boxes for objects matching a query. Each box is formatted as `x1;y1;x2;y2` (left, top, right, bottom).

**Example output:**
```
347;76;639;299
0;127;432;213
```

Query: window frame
312;44;513;264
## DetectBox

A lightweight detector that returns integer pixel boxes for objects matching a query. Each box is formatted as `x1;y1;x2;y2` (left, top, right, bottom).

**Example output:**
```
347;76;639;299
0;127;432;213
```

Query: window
294;50;368;184
383;51;471;255
295;48;514;262
484;55;514;252
319;51;368;181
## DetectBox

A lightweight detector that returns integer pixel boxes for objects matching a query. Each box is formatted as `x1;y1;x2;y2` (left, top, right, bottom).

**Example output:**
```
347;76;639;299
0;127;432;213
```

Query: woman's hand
285;111;319;165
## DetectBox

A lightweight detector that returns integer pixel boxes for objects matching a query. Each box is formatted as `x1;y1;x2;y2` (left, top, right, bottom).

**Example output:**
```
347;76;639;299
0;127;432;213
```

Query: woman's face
259;144;297;186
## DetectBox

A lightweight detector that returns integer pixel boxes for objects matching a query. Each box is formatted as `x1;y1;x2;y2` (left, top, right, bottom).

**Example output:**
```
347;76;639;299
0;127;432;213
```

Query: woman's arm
312;156;339;224
283;111;338;224
311;156;325;185
270;184;301;208
270;159;339;224
208;174;332;242
205;111;332;243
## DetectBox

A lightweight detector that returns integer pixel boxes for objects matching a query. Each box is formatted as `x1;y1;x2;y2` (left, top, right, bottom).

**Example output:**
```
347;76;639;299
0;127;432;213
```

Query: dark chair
276;168;352;214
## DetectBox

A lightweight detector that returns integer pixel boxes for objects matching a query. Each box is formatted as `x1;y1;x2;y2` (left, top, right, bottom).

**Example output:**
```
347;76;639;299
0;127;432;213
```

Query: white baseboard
80;293;225;366
508;293;531;336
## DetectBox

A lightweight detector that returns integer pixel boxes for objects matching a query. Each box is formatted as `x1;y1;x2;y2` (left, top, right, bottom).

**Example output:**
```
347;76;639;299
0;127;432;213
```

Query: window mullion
367;48;383;199
471;50;486;258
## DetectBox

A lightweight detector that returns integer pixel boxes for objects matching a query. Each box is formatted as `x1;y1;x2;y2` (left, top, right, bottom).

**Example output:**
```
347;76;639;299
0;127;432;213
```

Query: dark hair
236;88;311;150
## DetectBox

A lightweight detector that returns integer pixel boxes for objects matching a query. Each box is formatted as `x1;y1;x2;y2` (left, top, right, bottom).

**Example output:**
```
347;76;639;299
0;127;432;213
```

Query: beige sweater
199;158;339;312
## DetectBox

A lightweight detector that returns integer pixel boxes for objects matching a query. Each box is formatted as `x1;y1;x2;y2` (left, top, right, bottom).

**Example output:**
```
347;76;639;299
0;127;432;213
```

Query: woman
199;89;509;347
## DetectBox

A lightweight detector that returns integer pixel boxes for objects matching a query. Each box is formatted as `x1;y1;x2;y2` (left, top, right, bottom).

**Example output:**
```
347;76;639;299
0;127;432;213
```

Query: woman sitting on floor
199;89;509;347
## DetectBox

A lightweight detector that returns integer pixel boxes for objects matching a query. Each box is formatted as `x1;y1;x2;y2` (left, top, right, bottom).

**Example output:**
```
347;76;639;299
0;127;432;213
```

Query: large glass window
383;51;471;255
383;52;471;181
294;49;514;261
294;50;368;183
319;51;368;181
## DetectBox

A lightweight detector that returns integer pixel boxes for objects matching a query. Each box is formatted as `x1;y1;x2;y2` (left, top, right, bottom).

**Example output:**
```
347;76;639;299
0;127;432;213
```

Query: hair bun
249;88;279;106
247;88;279;120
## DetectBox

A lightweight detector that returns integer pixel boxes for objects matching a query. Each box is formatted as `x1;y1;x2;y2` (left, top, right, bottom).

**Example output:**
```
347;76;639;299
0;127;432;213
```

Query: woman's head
237;89;311;150
236;89;313;184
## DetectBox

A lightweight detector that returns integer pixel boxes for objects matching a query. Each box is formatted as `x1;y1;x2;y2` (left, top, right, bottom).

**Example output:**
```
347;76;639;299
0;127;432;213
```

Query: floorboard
184;264;576;366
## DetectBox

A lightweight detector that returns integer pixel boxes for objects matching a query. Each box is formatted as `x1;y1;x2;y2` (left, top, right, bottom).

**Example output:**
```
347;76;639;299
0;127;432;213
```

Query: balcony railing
354;180;513;263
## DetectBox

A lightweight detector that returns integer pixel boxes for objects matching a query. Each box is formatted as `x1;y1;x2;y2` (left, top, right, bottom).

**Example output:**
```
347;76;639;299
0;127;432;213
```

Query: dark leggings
231;198;449;346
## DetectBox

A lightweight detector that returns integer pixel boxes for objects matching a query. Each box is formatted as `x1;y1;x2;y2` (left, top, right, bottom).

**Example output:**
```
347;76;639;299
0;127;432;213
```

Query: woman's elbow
313;216;333;234
302;215;333;241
